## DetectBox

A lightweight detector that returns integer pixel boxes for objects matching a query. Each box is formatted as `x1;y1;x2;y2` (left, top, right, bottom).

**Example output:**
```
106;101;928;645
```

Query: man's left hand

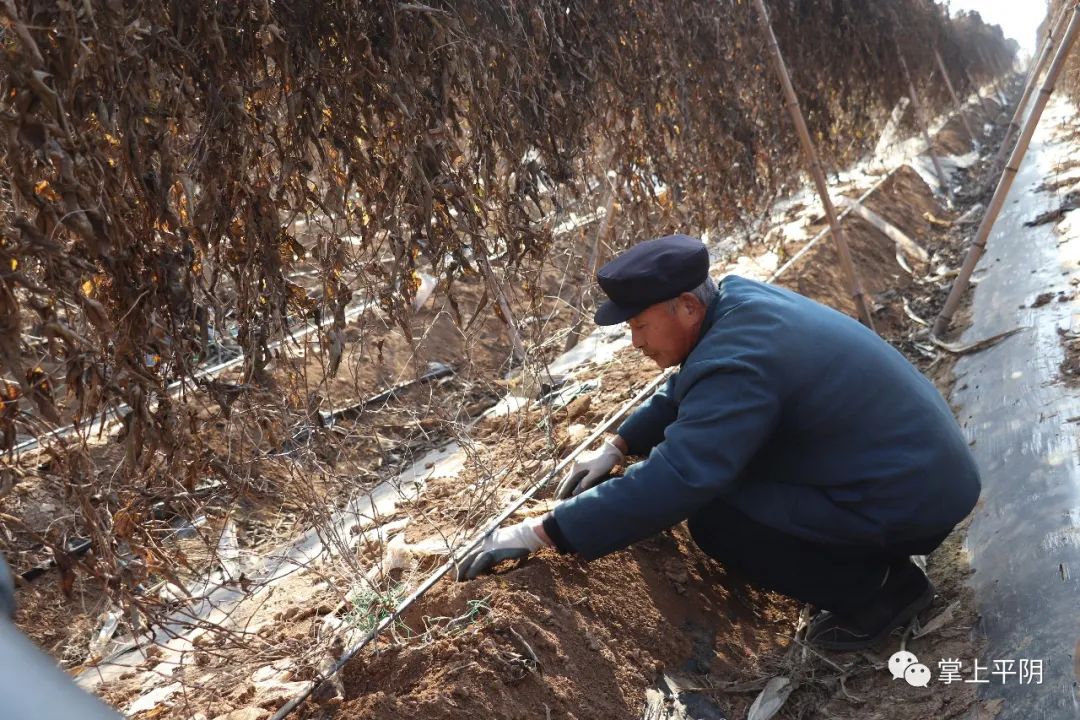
454;518;547;581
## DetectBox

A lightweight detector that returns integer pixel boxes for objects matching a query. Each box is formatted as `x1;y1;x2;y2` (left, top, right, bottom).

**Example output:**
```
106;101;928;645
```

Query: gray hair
666;276;717;313
688;276;718;307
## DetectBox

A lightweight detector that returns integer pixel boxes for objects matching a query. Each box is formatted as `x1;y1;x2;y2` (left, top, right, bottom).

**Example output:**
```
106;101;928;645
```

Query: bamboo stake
991;5;1071;171
898;49;951;199
960;61;988;110
976;46;1007;102
750;0;875;330
563;180;617;352
478;253;526;362
766;169;899;284
270;125;961;720
934;49;977;144
992;46;1013;80
933;4;1080;337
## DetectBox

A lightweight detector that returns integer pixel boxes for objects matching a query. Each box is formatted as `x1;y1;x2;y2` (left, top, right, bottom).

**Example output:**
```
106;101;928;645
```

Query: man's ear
679;292;703;317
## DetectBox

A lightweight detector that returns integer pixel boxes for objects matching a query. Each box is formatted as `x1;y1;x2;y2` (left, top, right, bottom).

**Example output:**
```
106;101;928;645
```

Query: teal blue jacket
549;276;980;560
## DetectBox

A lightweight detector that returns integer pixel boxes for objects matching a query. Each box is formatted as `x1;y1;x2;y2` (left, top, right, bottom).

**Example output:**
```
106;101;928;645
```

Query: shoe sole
811;579;936;652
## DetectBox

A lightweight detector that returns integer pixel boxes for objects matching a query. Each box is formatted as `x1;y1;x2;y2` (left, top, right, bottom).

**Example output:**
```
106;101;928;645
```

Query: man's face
627;294;705;368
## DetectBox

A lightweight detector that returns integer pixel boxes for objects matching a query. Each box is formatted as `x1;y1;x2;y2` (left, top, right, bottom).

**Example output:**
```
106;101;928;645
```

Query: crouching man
456;235;980;651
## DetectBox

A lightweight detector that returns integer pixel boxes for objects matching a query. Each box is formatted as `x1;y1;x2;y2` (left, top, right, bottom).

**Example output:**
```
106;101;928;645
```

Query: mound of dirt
304;139;1002;720
66;91;1015;720
330;528;796;720
1048;2;1080;105
932;115;976;156
774;164;952;333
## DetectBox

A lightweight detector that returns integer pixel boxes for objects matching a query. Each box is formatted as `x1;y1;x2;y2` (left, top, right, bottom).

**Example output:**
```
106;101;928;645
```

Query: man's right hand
555;439;625;499
455;518;546;581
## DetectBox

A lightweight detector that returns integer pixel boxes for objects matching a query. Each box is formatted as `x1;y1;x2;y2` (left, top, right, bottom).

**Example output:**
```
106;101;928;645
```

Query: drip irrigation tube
267;97;993;720
19;537;92;582
268;367;673;719
11;197;606;459
283;361;456;450
12;300;374;456
320;361;455;425
267;139;983;720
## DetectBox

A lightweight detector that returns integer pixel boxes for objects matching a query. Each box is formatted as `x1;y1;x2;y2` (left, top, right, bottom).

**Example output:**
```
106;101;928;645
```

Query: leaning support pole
991;6;1070;171
750;0;875;330
978;45;1007;99
934;49;977;144
898;49;951;198
933;4;1080;337
564;177;617;352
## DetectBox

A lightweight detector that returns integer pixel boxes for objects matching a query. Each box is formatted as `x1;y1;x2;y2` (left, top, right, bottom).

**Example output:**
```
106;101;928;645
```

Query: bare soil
304;156;998;720
336;529;796;720
3;237;596;669
1059;326;1080;385
14;105;1009;720
931;115;976;157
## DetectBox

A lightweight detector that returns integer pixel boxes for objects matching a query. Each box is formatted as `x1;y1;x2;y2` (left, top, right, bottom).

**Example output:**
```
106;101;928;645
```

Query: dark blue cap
594;234;709;326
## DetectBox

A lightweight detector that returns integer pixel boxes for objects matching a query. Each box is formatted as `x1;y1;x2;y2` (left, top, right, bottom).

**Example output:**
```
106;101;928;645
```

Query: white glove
555;440;624;500
454;518;546;581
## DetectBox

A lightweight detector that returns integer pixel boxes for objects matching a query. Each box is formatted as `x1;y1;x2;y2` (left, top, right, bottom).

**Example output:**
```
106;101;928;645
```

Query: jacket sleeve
551;353;783;561
615;372;679;455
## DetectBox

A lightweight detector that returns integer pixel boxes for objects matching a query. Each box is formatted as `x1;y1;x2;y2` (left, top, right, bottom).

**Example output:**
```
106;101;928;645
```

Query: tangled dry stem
0;0;1014;675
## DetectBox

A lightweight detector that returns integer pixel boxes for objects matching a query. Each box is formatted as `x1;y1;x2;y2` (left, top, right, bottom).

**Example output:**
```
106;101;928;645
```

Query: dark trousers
687;498;950;617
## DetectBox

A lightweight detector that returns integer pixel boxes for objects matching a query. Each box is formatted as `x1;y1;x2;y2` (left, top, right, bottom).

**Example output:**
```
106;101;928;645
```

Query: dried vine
0;0;1013;633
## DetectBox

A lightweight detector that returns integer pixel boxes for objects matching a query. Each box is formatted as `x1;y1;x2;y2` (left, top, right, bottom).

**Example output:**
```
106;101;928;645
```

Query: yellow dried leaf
33;179;59;201
112;507;137;539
